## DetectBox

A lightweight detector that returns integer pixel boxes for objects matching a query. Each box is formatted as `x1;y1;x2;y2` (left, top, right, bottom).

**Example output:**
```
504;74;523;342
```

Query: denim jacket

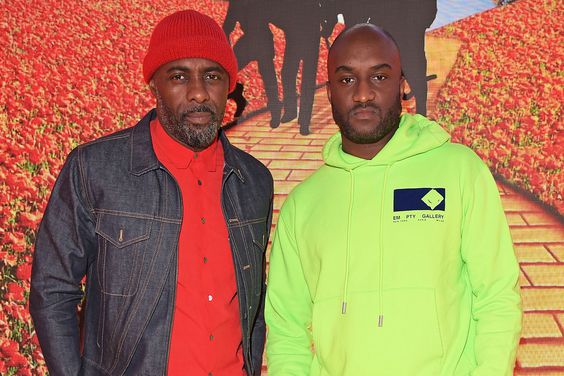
30;109;273;375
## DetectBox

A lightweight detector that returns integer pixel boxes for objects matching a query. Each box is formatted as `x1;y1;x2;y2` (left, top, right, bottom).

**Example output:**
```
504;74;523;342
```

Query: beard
332;94;402;145
155;90;222;150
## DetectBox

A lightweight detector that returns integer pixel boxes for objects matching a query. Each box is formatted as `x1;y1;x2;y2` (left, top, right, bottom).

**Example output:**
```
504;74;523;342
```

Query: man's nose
187;78;210;103
352;79;376;103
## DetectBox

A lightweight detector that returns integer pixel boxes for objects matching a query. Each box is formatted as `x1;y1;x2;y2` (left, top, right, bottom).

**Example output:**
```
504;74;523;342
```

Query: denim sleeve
250;192;273;375
251;280;266;375
30;147;96;375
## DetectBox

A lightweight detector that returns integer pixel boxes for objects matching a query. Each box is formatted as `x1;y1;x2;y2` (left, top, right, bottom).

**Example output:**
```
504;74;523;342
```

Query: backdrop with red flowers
1;0;562;374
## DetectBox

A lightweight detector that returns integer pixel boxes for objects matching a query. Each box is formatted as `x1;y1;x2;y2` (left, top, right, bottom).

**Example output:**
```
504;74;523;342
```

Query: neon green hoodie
265;114;522;376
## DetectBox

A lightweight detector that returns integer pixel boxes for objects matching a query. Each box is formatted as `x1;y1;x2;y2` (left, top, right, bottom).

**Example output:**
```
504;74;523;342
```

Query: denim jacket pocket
95;212;152;297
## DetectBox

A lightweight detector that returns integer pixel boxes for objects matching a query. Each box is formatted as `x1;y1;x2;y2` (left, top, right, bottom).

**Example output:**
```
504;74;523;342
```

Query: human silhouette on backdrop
269;0;322;135
224;0;324;135
224;0;434;132
223;0;282;127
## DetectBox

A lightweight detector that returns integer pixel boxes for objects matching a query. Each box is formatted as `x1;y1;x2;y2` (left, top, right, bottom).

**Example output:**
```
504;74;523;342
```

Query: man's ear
326;81;332;102
399;76;406;99
149;79;157;97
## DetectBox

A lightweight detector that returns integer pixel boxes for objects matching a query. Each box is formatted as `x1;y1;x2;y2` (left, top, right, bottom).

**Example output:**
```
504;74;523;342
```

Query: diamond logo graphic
421;189;444;210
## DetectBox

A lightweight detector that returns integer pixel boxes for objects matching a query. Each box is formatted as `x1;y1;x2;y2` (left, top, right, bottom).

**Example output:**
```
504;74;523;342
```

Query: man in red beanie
30;10;273;376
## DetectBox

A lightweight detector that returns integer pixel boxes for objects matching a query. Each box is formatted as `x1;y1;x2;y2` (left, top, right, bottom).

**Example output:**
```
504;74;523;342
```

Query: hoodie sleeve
460;161;522;376
265;197;313;375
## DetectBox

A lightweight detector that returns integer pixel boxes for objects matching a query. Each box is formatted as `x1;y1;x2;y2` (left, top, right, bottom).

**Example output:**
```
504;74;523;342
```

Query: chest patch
393;188;446;223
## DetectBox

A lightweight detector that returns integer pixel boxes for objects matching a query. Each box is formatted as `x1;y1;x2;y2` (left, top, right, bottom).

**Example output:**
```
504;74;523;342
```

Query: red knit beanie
143;10;237;92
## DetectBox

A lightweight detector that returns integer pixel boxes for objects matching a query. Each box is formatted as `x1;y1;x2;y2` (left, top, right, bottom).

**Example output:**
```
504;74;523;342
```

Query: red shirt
150;119;245;376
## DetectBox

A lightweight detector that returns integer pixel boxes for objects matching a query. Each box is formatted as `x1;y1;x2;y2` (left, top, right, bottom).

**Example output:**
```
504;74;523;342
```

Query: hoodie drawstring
341;169;355;314
377;165;392;326
341;164;391;325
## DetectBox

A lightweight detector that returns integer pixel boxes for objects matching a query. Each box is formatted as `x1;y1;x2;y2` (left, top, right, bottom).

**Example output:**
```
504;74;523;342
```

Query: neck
342;128;397;160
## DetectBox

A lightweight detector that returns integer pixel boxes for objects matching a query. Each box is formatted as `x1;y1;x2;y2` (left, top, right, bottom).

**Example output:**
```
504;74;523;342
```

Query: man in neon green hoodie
265;24;522;375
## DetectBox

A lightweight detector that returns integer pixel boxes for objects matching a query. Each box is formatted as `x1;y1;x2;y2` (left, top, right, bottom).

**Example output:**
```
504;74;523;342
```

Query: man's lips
351;107;380;120
184;111;213;124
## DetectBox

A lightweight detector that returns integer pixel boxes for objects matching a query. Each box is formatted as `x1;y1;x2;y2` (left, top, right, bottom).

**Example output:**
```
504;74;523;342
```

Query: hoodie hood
323;113;450;169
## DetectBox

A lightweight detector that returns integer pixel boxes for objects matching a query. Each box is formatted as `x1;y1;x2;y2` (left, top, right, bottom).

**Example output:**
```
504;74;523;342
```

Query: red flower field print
0;0;561;374
430;0;563;213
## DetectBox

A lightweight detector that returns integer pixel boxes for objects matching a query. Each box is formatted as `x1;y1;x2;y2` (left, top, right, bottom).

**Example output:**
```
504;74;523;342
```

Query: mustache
351;102;381;112
180;104;216;118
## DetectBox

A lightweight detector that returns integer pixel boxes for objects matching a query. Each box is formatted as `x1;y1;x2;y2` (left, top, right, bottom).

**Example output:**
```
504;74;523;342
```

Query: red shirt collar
150;118;222;171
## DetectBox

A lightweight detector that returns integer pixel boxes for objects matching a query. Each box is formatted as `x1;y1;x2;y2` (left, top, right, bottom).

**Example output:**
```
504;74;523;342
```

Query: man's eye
171;74;186;81
205;73;221;80
340;77;355;84
373;74;387;81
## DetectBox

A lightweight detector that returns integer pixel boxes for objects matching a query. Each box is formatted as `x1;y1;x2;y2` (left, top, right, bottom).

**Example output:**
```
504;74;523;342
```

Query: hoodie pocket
311;288;444;375
378;288;444;373
95;212;151;297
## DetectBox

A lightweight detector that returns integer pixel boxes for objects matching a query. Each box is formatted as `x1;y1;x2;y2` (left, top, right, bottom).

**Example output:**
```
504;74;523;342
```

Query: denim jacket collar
130;109;245;182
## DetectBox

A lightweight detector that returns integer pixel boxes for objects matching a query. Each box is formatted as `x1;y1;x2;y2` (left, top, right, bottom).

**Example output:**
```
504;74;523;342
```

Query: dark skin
149;58;230;151
327;24;406;160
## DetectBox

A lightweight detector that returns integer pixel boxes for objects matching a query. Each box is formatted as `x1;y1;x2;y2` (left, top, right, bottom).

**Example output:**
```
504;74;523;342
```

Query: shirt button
194;153;199;159
201;217;206;224
208;373;213;376
209;334;214;341
208;294;213;301
203;257;208;264
197;179;202;186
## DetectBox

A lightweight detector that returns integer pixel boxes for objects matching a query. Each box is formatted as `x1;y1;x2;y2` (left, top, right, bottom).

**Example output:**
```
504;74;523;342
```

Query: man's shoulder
78;126;133;150
427;141;497;191
66;127;134;172
74;112;151;156
222;133;273;180
414;136;486;172
437;141;489;170
227;142;269;170
61;114;154;177
284;164;332;201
